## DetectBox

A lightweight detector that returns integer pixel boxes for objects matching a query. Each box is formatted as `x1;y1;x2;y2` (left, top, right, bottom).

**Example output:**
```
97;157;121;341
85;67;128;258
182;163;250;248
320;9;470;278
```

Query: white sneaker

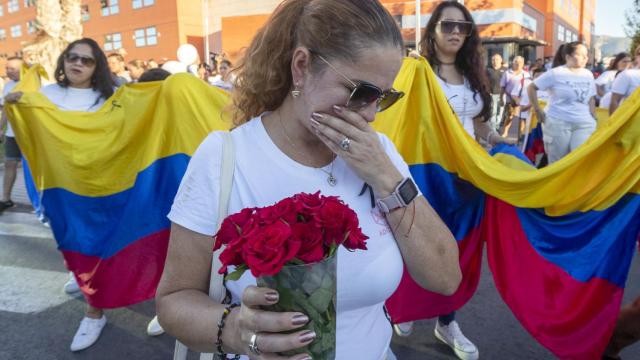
146;315;164;336
393;321;414;337
70;315;107;351
434;320;479;360
63;272;80;294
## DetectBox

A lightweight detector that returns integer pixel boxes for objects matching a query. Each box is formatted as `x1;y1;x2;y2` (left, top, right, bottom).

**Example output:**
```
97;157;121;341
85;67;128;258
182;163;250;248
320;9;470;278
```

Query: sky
595;0;635;36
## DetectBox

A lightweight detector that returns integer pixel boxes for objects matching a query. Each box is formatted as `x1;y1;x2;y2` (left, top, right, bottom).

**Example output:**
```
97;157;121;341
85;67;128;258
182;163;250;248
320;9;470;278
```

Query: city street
1;168;639;360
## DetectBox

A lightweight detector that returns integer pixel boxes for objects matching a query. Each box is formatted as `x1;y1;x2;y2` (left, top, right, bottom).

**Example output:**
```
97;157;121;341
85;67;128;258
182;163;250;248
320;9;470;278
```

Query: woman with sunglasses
5;38;164;351
156;1;462;359
401;2;514;360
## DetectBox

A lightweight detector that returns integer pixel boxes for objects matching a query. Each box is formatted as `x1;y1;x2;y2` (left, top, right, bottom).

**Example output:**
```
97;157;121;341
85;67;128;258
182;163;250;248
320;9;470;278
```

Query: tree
23;0;82;78
626;0;640;53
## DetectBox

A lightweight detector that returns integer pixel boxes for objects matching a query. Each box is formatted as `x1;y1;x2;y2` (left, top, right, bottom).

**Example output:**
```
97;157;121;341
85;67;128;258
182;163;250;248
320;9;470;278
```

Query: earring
291;83;302;98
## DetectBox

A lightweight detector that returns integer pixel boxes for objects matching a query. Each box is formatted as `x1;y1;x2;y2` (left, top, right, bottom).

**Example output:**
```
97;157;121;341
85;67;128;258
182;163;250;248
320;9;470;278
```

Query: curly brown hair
231;0;403;125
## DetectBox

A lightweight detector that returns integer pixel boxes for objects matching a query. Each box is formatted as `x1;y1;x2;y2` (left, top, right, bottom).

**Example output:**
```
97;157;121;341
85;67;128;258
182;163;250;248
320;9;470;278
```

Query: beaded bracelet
215;303;241;360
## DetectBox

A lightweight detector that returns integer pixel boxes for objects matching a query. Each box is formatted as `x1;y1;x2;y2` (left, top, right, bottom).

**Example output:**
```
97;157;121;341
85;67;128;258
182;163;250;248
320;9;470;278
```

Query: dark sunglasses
309;50;404;113
436;20;473;37
65;52;96;67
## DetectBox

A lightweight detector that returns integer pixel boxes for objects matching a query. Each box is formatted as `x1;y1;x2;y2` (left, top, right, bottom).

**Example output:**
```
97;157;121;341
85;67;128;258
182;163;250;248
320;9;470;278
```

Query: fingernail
310;118;321;127
300;356;313;360
311;112;324;120
292;314;309;326
265;291;279;302
333;105;342;112
299;330;316;343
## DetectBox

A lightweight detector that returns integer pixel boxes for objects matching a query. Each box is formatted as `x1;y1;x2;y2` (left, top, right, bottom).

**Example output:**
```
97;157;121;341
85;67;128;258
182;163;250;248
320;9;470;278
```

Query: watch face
398;178;419;204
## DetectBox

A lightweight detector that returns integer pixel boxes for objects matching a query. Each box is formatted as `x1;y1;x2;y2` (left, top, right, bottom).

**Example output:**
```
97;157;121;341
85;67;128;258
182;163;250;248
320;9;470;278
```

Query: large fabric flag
6;68;230;308
376;58;640;360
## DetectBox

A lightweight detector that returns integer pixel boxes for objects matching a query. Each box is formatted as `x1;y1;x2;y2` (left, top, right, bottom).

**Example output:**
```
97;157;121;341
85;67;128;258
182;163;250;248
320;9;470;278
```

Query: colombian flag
377;58;640;360
6;68;230;308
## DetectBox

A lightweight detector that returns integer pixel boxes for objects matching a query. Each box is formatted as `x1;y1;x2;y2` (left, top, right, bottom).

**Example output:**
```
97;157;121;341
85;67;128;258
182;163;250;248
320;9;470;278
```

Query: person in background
0;56;24;212
486;53;506;130
210;59;234;90
127;59;146;83
5;38;164;351
197;63;212;82
596;53;631;99
138;68;171;82
609;45;640;115
146;59;159;69
107;53;131;86
500;56;531;136
528;42;597;164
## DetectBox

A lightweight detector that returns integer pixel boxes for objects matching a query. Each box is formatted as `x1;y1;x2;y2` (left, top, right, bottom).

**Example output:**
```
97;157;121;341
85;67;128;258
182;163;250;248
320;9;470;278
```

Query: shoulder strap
209;131;236;302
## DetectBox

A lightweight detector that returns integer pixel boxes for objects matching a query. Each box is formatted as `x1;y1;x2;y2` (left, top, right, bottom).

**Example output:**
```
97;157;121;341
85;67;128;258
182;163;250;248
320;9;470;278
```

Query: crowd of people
0;0;639;359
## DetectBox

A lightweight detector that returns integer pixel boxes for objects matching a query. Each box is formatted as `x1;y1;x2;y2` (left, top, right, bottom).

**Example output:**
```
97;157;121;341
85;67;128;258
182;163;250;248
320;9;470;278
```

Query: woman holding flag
399;2;515;360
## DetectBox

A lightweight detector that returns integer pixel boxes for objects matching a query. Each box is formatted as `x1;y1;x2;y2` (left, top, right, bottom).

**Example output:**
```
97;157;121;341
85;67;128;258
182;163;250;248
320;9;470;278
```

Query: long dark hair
608;52;631;71
552;41;585;68
419;1;491;121
54;38;114;101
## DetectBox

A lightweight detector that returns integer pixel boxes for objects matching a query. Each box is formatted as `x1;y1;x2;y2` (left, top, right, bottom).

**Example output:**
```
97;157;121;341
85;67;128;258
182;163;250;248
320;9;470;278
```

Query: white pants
542;115;596;164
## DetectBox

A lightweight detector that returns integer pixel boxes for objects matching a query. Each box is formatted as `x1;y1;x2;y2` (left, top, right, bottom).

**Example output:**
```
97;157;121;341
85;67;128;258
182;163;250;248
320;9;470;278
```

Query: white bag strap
174;131;236;360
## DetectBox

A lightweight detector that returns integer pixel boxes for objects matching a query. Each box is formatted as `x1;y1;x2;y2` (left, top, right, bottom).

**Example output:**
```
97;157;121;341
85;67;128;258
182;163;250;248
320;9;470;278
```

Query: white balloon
177;44;199;65
162;60;187;74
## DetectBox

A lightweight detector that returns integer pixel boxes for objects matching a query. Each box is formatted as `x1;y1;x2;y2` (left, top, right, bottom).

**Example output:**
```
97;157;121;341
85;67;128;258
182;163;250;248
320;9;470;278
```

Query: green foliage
627;0;640;53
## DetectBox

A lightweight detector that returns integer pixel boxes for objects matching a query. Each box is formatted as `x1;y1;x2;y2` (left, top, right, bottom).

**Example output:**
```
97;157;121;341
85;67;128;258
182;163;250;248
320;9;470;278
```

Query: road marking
0;265;72;314
0;212;53;239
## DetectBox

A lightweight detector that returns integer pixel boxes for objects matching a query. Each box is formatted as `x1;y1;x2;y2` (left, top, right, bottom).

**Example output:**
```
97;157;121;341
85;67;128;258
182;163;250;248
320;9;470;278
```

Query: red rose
217;236;246;274
293;192;325;218
242;221;301;277
257;198;298;225
317;199;351;246
292;222;325;263
213;208;255;251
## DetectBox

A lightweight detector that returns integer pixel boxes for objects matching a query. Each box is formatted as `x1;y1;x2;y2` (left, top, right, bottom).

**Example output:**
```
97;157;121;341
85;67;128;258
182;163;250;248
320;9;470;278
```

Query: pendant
327;174;337;186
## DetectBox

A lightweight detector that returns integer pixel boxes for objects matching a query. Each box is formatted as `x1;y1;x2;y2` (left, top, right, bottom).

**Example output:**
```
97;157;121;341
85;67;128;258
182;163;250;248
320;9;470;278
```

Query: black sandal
0;200;14;212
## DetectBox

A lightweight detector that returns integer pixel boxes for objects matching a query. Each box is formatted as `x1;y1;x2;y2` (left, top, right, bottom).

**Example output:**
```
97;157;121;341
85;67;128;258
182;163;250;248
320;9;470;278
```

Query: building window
8;0;19;13
104;33;122;51
132;0;154;9
26;20;35;34
558;25;565;41
565;29;571;42
0;5;4;17
24;0;36;7
81;5;90;22
0;29;6;41
10;24;22;38
134;26;157;47
101;0;119;16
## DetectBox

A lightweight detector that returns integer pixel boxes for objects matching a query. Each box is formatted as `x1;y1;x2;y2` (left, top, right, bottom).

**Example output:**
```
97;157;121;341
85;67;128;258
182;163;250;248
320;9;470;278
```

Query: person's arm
156;224;313;357
311;107;462;295
596;84;606;98
0;109;7;139
528;82;545;123
473;117;517;145
609;92;624;115
589;96;596;119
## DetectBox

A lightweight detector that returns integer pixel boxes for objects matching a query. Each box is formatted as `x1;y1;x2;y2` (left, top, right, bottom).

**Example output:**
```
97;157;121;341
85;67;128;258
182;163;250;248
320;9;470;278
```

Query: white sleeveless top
436;76;484;137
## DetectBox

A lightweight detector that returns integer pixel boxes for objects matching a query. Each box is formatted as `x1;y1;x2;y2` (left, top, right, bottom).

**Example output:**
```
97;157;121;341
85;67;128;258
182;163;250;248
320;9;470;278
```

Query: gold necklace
277;111;338;186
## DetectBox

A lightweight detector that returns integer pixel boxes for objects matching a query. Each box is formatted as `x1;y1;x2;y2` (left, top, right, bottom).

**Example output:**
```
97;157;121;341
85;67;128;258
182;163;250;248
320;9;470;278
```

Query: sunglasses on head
308;49;404;113
65;52;96;67
436;20;473;36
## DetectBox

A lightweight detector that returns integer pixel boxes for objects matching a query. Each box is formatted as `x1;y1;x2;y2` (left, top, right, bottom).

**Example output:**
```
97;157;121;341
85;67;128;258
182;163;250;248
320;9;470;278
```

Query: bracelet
215;303;241;360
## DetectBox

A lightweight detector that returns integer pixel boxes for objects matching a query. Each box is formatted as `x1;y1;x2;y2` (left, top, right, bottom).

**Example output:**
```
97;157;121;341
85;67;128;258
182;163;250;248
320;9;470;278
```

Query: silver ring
339;137;351;151
248;333;261;355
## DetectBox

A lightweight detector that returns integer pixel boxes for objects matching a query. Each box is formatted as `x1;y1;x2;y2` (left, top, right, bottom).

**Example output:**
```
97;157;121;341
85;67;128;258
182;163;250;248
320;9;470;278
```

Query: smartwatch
376;177;419;213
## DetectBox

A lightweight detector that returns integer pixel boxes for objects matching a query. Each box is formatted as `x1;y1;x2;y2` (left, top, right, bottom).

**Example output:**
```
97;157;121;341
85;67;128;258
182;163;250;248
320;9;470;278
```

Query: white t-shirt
513;78;533;118
1;80;18;137
610;69;640;99
500;69;531;98
599;92;613;109
436;76;484;137
168;117;409;360
533;65;596;123
595;70;617;95
40;83;108;112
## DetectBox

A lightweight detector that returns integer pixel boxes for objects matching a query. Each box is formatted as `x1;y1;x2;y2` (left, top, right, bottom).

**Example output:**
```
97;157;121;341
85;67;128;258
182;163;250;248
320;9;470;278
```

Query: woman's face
433;6;469;57
294;46;402;127
219;63;230;79
617;56;632;71
129;65;145;80
64;43;96;87
565;45;589;68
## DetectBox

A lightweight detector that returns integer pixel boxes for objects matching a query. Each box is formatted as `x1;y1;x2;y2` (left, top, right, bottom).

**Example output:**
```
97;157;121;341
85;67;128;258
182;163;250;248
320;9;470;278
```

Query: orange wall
220;14;270;61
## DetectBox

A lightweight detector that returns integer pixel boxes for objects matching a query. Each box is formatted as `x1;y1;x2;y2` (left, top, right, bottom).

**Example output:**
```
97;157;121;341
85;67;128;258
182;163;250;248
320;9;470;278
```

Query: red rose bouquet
213;191;369;359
